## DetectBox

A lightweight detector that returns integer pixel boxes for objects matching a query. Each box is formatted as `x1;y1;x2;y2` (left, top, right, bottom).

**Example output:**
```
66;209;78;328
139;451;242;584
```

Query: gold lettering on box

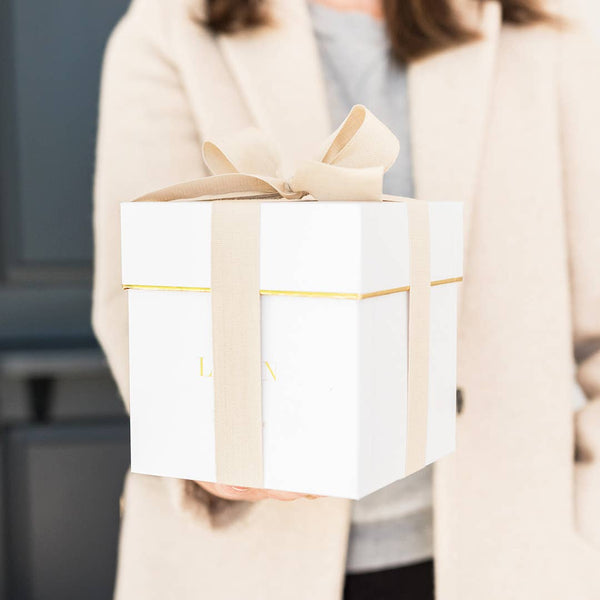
264;361;276;382
199;357;213;378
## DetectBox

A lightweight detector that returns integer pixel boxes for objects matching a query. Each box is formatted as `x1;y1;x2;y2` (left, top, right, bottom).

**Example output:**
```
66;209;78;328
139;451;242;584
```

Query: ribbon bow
135;105;400;204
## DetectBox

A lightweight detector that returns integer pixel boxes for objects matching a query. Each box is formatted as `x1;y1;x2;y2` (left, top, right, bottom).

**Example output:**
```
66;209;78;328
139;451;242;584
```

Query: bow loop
288;105;398;200
318;104;400;171
203;128;281;177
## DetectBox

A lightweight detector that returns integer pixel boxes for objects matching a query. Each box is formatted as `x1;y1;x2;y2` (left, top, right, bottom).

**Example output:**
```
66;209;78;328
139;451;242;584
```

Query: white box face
123;201;462;499
129;292;362;496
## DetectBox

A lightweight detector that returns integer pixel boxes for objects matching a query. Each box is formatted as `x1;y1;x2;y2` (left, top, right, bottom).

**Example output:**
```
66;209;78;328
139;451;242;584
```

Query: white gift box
121;200;462;499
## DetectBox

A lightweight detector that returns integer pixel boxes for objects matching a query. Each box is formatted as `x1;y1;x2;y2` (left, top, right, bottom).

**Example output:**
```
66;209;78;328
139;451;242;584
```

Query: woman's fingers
196;482;269;501
196;481;318;502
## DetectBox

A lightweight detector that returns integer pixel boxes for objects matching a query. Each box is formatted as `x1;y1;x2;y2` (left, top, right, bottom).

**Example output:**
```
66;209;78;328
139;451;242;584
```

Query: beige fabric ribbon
133;105;430;487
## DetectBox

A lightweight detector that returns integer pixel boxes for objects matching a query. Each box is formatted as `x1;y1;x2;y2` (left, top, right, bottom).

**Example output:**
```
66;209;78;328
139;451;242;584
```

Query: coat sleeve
92;0;206;409
558;18;600;546
93;0;249;524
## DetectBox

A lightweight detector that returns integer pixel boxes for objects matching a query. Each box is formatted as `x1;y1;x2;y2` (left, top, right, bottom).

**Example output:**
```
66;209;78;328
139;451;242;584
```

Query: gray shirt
309;1;434;574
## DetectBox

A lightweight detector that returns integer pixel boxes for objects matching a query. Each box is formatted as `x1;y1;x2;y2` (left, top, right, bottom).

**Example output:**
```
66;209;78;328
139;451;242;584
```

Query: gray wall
0;0;133;598
0;0;129;346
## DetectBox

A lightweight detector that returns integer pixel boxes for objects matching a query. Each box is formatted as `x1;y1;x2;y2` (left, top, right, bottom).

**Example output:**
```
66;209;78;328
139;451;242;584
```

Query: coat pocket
575;398;600;548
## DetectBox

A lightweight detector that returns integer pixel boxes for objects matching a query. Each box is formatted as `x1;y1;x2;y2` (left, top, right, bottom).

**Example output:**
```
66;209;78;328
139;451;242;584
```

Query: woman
93;0;600;598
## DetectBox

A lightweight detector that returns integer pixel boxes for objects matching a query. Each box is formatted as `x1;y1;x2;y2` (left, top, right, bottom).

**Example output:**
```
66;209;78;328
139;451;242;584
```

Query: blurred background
1;1;599;599
0;1;130;598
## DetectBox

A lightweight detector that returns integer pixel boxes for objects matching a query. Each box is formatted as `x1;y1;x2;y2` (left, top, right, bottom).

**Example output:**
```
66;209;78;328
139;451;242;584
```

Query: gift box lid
121;201;462;295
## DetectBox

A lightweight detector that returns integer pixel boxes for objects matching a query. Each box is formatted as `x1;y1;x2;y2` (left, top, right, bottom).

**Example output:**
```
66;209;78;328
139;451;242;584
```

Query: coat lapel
217;0;332;176
408;0;501;263
177;0;500;260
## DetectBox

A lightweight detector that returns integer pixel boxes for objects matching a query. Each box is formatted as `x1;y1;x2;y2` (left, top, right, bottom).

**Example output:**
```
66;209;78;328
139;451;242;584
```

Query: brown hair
205;0;556;62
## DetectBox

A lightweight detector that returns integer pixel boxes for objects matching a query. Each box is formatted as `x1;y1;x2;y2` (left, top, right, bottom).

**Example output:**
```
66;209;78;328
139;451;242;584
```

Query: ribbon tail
132;173;303;203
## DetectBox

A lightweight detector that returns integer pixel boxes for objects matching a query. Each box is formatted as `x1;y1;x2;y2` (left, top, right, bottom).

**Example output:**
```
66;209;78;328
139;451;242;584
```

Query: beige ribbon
133;105;431;487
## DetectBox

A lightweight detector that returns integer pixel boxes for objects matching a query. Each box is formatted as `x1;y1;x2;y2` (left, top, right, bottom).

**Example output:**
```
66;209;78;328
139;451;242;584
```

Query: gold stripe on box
122;276;462;300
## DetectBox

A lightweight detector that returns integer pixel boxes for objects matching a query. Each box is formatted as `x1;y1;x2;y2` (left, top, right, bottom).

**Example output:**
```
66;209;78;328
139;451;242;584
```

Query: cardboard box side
424;283;458;464
359;202;463;295
121;202;213;289
428;202;463;282
128;290;217;482
260;203;364;293
357;293;409;499
261;296;362;497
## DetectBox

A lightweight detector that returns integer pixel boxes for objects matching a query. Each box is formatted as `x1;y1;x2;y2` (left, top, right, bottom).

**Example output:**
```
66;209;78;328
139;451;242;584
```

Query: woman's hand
196;481;317;501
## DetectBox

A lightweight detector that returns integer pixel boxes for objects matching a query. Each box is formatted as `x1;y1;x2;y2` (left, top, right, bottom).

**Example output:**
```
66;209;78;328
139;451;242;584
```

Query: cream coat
93;0;600;597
